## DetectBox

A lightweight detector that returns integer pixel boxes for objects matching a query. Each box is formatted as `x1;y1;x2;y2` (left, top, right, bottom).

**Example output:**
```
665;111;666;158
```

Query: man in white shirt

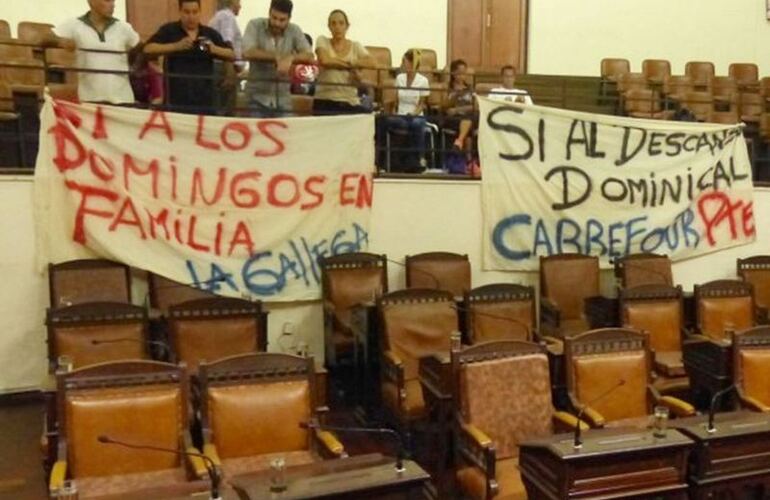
47;0;140;104
488;65;533;105
210;0;243;70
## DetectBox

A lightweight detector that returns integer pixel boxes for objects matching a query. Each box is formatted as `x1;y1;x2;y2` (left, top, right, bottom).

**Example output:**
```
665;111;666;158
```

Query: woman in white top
380;49;431;169
313;10;373;114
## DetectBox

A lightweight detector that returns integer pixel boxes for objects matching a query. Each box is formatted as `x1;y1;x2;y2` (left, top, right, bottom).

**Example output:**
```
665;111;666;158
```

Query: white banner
34;97;374;301
479;97;755;270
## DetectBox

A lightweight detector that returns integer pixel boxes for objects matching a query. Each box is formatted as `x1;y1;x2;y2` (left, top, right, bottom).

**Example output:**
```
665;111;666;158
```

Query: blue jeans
385;115;427;159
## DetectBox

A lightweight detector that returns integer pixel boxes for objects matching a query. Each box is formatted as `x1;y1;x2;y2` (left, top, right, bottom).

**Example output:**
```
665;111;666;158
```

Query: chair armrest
581;406;606;428
381;350;405;384
49;460;67;492
657;395;696;418
741;394;770;412
315;429;347;457
540;336;564;355
462;422;492;448
540;298;561;327
202;443;222;467
552;411;589;432
186;446;210;478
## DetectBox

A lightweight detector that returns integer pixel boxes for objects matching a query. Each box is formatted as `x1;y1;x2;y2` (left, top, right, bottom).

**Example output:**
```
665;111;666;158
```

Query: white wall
529;0;770;76
2;176;770;393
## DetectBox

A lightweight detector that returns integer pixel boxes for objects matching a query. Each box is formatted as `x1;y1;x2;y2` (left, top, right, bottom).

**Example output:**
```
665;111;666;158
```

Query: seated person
443;59;476;151
488;65;533;104
380;49;431;169
144;0;234;114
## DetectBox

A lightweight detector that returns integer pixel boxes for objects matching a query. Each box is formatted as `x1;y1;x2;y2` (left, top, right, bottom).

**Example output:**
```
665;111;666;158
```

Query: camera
196;36;211;52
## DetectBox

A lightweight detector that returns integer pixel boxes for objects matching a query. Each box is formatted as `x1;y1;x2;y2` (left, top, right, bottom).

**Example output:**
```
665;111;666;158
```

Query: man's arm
144;38;193;55
43;23;76;50
205;31;235;61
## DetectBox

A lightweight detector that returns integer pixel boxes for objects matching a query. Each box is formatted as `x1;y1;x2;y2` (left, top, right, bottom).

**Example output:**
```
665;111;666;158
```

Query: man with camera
144;0;234;114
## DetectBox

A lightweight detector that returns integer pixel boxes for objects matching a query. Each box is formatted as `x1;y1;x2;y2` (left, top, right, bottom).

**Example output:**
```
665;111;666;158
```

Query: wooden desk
87;479;239;500
519;428;693;499
674;411;770;498
229;453;430;500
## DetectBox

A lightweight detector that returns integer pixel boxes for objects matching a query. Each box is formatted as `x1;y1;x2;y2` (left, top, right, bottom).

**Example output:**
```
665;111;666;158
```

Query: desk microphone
573;379;626;450
610;257;672;287
300;419;406;474
97;435;222;500
707;384;736;434
90;338;171;360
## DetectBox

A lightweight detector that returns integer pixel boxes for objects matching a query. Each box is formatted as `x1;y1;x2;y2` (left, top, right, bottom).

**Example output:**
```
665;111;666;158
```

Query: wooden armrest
657;395;696;417
461;422;493;448
49;460;67;492
186;446;209;478
202;443;222;467
741;395;770;412
315;429;346;457
581;406;606;428
541;335;564;355
552;411;589;432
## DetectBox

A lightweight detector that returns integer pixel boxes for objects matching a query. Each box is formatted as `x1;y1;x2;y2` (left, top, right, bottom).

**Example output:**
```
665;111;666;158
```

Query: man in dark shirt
145;0;234;114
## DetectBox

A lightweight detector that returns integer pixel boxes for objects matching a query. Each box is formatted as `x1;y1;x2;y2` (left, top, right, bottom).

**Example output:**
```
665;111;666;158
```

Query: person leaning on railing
209;0;244;114
312;9;375;115
144;0;234;115
242;0;314;117
44;0;140;105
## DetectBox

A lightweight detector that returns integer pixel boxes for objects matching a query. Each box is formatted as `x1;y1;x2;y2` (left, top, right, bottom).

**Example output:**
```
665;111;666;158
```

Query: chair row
602;58;763;89
48;353;344;499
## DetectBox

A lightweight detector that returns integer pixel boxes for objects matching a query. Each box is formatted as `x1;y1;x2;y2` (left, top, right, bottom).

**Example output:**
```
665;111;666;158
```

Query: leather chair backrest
469;300;533;343
66;385;182;477
50;263;130;307
407;255;471;297
381;299;456;380
729;63;759;85
541;256;599;320
325;266;385;329
619;256;672;288
601;58;630;80
574;351;648;422
699;296;753;340
55;322;147;369
740;268;770;310
642;59;671;81
460;353;552;459
740;350;770;407
623;300;681;353
170;317;258;373
149;274;213;311
207;380;310;458
685;61;715;88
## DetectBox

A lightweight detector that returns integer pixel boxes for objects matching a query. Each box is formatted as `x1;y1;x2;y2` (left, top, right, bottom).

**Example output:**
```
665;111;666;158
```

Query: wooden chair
662;75;694;103
683;280;756;409
406;251;471;298
48;361;207;498
737;255;770;324
167;297;267;374
565;328;694;429
613;252;673;288
539;254;599;338
452;340;583;500
320;252;387;369
600;58;630;82
0;20;10;38
379;289;458;440
620;284;688;395
642;59;671;85
463;283;535;344
685;61;715;90
48;259;131;307
729;63;759;92
681;91;714;122
16;21;54;45
46;302;149;373
198;353;345;479
624;89;671;119
732;326;770;412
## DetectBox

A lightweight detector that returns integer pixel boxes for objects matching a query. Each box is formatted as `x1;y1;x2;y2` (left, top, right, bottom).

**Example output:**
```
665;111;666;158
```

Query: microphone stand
707;384;736;434
98;435;222;500
300;419;406;473
573;379;626;450
450;303;532;340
